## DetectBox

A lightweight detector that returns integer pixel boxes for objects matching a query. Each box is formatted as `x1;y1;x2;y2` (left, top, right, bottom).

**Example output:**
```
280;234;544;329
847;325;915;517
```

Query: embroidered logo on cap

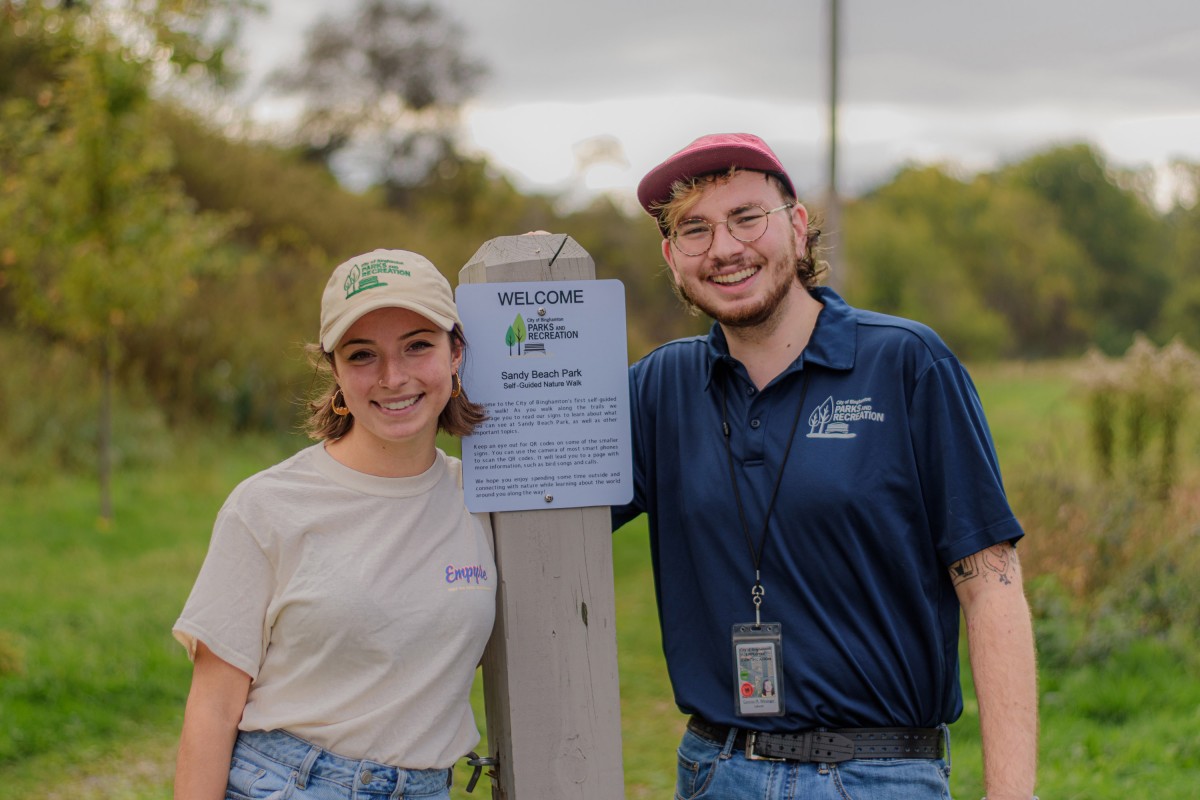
343;258;412;299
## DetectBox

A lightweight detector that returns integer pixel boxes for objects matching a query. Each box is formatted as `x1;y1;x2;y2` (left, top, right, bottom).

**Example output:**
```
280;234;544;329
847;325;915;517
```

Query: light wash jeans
226;729;452;800
675;725;953;800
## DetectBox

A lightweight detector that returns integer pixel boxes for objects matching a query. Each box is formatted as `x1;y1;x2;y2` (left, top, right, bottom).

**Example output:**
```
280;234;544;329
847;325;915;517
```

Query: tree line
2;0;1198;495
844;152;1198;359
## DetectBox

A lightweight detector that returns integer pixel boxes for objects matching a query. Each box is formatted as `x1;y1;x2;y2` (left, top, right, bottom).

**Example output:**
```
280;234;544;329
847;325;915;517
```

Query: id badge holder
731;622;785;717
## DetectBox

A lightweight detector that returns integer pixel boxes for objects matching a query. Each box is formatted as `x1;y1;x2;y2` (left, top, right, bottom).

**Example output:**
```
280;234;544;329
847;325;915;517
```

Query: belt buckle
744;732;787;762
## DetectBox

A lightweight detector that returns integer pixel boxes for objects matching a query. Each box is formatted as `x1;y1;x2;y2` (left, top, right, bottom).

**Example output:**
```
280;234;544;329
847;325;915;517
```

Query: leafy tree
1156;161;1200;350
0;26;235;521
961;175;1096;356
845;164;1098;358
999;144;1171;353
1;0;259;92
843;191;1011;359
268;0;487;206
1;1;61;100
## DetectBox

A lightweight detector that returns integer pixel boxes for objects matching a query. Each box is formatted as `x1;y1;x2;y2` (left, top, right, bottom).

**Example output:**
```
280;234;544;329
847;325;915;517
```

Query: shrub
0;331;173;482
1078;336;1200;498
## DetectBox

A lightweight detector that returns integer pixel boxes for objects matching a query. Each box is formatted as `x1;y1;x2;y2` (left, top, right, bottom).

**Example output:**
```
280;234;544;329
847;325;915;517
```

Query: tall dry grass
975;346;1200;669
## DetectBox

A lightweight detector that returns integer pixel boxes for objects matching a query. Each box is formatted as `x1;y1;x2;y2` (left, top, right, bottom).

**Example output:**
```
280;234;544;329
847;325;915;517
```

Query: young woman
173;249;494;800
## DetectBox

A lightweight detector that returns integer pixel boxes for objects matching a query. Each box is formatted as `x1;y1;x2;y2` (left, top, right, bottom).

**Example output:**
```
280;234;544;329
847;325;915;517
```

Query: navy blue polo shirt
613;288;1023;732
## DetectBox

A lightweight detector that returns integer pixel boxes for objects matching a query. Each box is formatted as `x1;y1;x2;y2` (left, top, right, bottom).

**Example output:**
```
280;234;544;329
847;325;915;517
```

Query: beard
675;245;801;330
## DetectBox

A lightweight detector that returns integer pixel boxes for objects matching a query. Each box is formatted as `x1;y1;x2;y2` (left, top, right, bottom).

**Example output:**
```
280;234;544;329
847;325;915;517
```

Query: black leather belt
687;716;943;763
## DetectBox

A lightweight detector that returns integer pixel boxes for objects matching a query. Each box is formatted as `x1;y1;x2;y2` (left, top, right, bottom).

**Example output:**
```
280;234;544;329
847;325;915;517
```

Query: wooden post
459;235;626;800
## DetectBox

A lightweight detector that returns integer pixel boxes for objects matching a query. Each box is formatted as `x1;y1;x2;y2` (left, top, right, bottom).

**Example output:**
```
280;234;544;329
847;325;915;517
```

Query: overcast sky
236;0;1200;207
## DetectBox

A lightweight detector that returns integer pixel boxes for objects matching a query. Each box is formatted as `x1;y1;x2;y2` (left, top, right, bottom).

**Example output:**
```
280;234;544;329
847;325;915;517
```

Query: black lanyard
719;366;811;627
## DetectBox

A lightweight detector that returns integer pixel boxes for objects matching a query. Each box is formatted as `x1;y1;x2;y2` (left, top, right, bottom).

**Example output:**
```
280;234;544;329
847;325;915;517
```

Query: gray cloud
239;0;1200;197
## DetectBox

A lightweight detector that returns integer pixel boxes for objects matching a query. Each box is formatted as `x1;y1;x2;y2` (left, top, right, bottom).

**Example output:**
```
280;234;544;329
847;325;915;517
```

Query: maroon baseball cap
637;133;797;230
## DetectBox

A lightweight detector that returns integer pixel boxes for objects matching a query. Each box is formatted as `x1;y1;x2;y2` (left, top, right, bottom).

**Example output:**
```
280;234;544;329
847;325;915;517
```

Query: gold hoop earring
331;388;350;416
450;370;462;399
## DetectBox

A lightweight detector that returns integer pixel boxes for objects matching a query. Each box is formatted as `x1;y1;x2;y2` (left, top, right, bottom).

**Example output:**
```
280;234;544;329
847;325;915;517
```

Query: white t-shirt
173;444;496;768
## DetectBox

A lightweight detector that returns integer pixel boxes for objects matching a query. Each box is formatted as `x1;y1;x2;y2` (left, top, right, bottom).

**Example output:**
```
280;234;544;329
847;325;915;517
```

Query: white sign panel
456;280;633;512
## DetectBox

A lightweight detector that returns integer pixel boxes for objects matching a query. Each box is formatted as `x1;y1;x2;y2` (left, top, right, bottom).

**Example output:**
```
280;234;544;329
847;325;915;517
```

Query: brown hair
652;168;826;294
303;326;487;441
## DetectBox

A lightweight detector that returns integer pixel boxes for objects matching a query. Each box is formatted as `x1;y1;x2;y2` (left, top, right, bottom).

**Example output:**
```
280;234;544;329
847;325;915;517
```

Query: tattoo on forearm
949;554;979;585
982;545;1013;584
949;544;1016;586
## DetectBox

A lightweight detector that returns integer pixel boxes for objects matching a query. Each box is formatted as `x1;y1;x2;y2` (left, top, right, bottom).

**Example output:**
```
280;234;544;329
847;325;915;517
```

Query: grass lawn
2;366;1198;798
966;360;1088;464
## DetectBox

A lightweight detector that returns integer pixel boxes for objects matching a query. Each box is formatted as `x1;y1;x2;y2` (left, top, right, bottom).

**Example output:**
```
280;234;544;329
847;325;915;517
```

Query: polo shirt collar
703;286;857;389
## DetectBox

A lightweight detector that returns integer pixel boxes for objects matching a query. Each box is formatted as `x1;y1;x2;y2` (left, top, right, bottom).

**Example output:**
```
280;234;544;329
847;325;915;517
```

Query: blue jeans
227;729;452;800
675;726;953;800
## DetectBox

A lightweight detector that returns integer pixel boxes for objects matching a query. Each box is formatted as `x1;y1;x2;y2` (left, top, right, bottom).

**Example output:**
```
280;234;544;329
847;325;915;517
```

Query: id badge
731;622;785;717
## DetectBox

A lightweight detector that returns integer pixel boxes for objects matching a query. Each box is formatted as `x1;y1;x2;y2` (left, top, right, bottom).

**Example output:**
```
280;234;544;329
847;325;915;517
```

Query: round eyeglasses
669;203;795;257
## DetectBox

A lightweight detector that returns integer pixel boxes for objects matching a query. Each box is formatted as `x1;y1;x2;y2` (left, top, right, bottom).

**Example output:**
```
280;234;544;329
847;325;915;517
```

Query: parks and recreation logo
501;312;582;357
806;396;886;439
343;258;412;298
492;287;588;388
495;287;586;356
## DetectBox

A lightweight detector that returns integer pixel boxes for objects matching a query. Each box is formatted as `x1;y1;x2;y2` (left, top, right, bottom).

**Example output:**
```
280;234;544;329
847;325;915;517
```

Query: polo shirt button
750;419;761;429
360;770;373;784
746;387;756;395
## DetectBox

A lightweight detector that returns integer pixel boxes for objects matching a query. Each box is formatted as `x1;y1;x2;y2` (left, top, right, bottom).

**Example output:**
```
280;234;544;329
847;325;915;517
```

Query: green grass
0;434;297;799
950;631;1200;798
966;360;1085;460
2;368;1199;799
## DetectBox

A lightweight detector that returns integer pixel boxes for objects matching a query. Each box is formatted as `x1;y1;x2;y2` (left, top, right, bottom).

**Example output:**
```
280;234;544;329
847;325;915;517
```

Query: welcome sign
456;279;633;512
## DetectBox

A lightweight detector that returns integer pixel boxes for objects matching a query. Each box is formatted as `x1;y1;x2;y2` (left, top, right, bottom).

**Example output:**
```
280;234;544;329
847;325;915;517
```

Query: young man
612;133;1038;800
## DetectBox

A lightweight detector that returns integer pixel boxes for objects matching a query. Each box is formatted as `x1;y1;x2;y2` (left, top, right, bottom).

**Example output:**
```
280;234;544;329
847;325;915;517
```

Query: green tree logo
506;313;527;355
343;265;361;296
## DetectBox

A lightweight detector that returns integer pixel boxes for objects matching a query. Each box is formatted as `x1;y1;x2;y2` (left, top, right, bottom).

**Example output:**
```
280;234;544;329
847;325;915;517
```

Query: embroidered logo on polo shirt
807;396;885;439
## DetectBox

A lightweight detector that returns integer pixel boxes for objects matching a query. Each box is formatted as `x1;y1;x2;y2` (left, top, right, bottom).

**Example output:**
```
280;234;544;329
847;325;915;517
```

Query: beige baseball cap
319;249;461;352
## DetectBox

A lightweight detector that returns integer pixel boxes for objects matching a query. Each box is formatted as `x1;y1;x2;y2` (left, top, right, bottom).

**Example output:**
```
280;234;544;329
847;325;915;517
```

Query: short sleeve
172;500;275;679
612;363;648;531
908;356;1024;565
